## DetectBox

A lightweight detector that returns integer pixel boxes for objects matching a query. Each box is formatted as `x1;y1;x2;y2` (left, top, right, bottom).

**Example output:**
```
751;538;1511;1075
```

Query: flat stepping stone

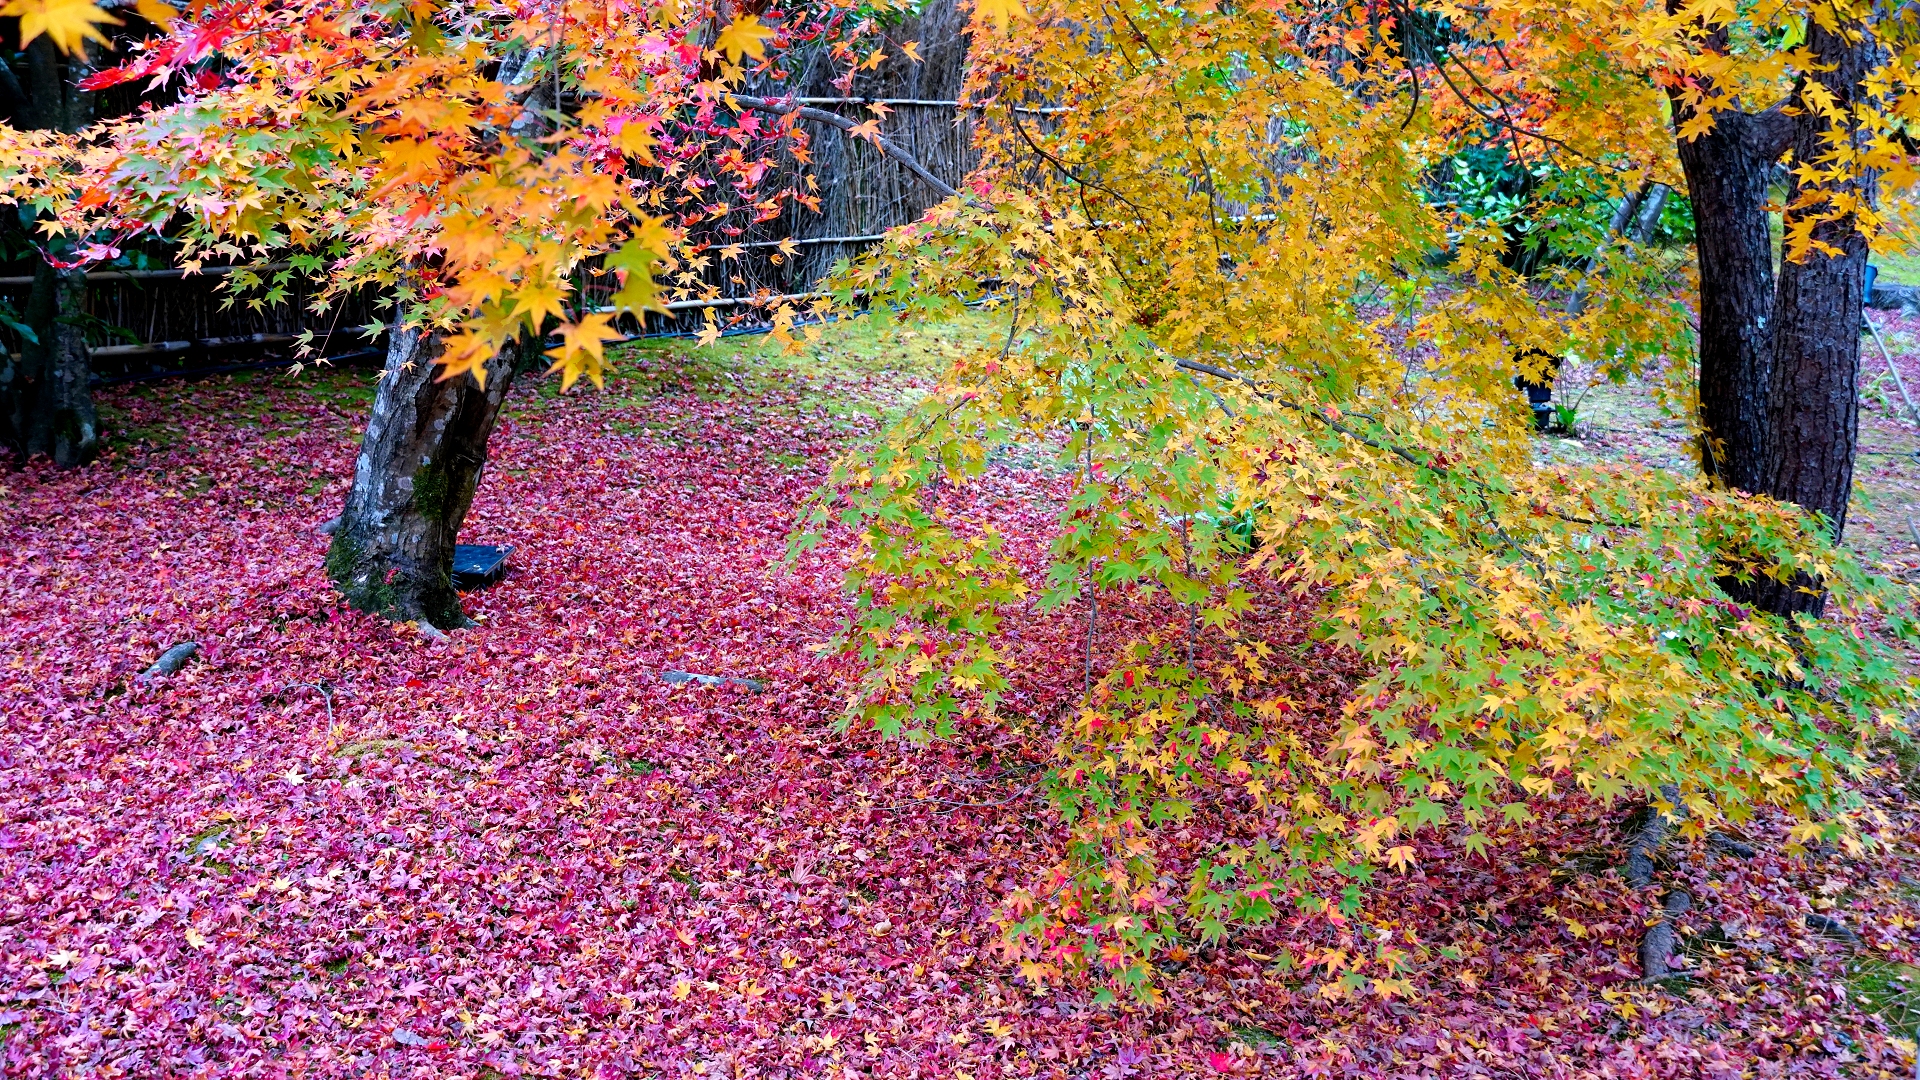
452;545;510;590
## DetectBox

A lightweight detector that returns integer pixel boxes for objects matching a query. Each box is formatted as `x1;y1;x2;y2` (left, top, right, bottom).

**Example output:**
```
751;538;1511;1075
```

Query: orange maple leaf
434;331;497;389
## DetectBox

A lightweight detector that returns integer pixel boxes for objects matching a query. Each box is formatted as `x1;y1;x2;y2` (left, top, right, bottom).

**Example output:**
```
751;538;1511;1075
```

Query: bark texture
1673;106;1791;495
1;38;98;467
326;325;527;629
1744;20;1877;616
3;262;96;466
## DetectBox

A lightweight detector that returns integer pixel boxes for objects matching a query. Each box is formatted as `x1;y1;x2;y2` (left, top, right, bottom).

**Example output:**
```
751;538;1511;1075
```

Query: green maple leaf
605;243;667;316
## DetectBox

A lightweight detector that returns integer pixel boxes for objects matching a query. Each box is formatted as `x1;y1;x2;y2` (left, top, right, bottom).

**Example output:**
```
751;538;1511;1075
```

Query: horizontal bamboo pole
0;261;292;287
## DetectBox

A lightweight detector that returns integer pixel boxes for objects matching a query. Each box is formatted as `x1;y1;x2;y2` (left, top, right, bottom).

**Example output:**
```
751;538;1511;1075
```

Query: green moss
325;529;392;616
413;462;451;523
327;525;467;628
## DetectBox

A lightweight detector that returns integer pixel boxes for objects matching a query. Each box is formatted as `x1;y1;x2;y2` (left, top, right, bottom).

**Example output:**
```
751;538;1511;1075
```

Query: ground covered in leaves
5;315;1920;1078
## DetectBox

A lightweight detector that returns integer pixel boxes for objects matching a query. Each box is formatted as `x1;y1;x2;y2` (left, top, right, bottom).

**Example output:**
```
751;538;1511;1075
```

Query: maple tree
789;0;1920;999
4;0;926;623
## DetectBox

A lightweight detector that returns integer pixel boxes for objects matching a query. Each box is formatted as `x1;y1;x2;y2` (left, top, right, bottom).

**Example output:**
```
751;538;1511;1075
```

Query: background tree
1436;0;1891;615
0;20;100;467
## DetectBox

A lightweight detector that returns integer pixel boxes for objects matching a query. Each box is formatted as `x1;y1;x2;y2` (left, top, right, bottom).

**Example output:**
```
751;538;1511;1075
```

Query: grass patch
337;738;413;760
1230;1024;1286;1048
1849;958;1920;1036
560;307;1008;428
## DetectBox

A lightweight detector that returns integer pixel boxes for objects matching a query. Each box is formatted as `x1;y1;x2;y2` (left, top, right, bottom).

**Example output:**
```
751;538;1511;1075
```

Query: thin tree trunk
4;262;97;466
326;323;527;629
2;38;97;468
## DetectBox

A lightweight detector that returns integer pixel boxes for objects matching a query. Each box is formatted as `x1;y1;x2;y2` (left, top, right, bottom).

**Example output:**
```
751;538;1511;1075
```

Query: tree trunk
1673;14;1875;617
1673;106;1792;495
2;261;97;466
1741;20;1877;617
1;38;97;468
326;323;527;629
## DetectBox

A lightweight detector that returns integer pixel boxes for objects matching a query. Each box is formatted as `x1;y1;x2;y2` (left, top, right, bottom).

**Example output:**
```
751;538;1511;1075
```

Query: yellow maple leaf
133;0;176;28
972;0;1026;34
508;277;567;329
630;214;674;257
715;14;774;63
613;120;656;163
6;0;120;52
434;331;498;388
544;312;621;391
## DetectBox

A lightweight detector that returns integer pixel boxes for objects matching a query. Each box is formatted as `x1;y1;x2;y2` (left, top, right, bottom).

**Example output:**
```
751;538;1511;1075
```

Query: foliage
8;0;1920;1011
789;0;1920;1001
6;0;915;388
1428;148;1691;269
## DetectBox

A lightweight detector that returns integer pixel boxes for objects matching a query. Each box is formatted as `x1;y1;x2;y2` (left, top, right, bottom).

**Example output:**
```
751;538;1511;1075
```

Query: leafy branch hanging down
792;0;1920;1003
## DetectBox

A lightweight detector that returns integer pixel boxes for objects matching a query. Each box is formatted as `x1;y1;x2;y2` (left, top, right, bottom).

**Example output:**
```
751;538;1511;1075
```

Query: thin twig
1172;356;1613;528
1007;106;1147;212
294;681;335;726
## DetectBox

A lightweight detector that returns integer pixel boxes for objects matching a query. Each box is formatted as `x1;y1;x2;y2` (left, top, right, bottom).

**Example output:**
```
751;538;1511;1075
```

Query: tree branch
730;94;958;200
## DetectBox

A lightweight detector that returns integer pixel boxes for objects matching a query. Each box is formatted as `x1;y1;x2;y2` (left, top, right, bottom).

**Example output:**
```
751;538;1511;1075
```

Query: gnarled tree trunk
326;324;528;629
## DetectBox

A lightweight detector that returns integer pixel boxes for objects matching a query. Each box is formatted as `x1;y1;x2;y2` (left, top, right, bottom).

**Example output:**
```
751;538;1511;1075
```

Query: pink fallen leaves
0;353;1916;1077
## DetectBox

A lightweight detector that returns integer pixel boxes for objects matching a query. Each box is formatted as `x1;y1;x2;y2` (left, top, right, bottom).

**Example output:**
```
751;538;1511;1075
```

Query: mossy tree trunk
327;322;529;629
1;38;98;468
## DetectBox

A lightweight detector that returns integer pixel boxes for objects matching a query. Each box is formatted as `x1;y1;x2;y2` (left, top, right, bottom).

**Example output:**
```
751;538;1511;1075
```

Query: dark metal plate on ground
452;545;510;590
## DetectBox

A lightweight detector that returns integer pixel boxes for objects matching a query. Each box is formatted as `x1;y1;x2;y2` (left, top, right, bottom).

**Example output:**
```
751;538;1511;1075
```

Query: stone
139;641;199;681
1806;912;1860;944
662;670;766;692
